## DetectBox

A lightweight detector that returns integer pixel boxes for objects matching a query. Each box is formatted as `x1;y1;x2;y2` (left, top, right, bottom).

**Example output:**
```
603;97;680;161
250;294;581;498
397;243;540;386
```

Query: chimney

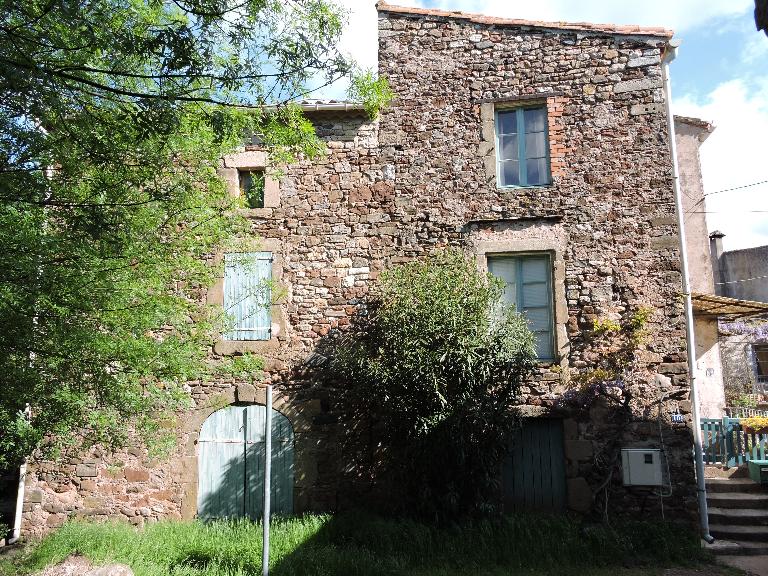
709;230;725;296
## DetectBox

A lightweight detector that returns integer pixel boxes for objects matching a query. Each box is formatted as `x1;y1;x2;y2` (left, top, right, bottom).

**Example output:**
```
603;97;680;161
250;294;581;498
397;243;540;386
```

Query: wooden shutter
197;405;294;520
223;252;272;340
502;418;566;512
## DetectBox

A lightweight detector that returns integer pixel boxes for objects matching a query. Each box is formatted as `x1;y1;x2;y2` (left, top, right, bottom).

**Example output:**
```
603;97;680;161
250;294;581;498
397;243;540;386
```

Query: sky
318;0;768;252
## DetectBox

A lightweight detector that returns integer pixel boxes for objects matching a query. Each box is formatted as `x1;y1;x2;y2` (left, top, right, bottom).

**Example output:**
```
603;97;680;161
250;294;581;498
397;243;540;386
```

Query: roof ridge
375;2;674;39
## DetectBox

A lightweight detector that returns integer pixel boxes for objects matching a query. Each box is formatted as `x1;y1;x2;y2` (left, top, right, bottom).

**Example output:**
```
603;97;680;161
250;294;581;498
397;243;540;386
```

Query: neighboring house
676;115;768;414
675;116;726;419
710;234;768;399
19;3;702;536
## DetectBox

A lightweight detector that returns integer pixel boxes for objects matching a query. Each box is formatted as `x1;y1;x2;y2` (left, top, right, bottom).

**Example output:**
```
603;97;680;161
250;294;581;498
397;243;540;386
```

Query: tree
331;249;538;519
0;0;354;468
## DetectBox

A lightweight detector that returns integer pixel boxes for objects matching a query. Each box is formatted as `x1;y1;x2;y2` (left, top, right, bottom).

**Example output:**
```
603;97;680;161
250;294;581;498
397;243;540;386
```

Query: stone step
705;538;768;556
706;478;767;493
705;465;750;479
709;524;768;542
707;492;768;510
708;506;768;526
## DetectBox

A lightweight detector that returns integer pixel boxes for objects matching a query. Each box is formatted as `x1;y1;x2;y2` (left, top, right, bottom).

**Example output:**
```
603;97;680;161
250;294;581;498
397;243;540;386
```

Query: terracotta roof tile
376;2;674;39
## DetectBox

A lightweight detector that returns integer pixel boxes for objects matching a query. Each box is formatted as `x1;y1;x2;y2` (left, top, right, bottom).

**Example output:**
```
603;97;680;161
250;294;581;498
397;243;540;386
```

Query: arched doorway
197;404;294;520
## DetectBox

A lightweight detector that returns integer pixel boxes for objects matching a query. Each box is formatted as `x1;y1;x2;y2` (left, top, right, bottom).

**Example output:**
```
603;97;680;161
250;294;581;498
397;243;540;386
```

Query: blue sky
320;0;768;251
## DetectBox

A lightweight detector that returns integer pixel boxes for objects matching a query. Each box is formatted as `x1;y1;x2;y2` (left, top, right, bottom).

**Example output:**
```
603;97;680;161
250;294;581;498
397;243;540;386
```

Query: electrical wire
704;179;768;197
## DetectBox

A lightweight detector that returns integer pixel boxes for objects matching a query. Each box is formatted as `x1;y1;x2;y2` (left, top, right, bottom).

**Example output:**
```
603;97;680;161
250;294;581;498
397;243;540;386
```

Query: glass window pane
521;257;548;282
535;332;554;359
524;107;546;132
488;258;517;307
522;283;548;307
525;132;547;158
523;306;550;332
497;111;517;135
501;160;520;187
526;158;548;185
499;134;519;161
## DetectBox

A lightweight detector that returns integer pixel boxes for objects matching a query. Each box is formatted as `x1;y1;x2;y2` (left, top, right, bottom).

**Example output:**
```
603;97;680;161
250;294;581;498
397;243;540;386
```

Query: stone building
16;2;703;536
708;233;768;399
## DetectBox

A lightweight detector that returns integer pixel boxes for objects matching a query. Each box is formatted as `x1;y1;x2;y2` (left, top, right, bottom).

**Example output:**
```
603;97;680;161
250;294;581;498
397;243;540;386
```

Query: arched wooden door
197;404;294;520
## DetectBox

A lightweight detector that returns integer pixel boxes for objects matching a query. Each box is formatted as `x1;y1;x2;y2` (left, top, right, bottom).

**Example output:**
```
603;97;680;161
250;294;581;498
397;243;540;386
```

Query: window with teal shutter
223;252;272;340
487;254;554;360
495;106;550;187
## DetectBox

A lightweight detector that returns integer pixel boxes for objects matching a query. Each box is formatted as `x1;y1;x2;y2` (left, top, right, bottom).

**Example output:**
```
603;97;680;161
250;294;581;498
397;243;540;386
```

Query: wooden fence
701;417;768;467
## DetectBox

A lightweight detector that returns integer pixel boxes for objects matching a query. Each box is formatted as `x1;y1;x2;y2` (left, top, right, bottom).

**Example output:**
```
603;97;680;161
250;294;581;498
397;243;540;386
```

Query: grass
1;512;712;576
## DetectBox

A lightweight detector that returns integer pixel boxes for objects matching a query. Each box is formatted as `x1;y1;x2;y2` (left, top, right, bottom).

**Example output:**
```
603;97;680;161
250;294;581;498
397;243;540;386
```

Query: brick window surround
479;95;567;189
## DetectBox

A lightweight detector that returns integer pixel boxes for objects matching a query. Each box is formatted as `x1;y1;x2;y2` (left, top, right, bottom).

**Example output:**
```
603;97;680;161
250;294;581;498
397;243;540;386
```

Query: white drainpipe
8;461;27;544
9;405;31;544
662;40;713;543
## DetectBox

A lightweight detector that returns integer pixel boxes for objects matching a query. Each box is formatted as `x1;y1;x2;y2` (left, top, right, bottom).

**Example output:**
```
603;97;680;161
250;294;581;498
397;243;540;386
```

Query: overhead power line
704;179;768;197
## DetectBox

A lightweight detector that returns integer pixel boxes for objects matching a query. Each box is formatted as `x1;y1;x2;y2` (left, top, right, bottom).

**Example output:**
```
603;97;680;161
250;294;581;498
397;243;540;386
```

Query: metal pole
262;385;272;576
662;40;713;543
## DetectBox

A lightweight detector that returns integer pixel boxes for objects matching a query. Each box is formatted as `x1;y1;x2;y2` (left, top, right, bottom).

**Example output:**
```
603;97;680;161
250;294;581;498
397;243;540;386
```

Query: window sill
497;183;553;191
235;207;275;219
215;338;281;356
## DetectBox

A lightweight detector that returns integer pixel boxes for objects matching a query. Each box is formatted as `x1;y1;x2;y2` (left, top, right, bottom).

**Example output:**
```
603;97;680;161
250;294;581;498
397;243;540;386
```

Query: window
238;169;265;208
496;107;550;187
223;252;272;340
755;345;768;383
487;254;554;360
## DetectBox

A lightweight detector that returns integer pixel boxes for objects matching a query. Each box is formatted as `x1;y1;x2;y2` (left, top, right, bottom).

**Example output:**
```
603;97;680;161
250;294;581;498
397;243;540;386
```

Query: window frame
494;105;551;188
223;251;273;341
754;344;768;384
486;252;555;362
238;169;266;209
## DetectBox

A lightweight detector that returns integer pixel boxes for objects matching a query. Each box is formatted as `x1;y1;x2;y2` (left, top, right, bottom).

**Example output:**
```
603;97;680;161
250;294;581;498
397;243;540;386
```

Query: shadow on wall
197;404;294;522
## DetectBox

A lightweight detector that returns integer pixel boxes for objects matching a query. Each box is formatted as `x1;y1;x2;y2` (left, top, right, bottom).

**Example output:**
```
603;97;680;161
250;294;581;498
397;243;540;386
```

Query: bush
331;249;537;519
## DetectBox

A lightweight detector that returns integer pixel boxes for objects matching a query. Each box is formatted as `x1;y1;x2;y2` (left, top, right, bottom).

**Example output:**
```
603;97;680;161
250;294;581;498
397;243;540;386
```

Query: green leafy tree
0;0;354;467
332;249;538;519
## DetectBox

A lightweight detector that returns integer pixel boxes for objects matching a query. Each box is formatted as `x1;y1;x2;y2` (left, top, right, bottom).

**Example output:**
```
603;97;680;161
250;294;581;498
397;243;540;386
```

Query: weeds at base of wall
2;512;708;576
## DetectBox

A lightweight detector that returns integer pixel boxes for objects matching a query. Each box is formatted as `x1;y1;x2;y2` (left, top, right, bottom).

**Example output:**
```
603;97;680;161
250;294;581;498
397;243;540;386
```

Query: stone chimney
709;230;725;296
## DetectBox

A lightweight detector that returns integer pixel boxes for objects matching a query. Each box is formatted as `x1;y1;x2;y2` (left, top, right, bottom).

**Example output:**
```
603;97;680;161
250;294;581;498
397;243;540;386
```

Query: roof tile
376;2;673;39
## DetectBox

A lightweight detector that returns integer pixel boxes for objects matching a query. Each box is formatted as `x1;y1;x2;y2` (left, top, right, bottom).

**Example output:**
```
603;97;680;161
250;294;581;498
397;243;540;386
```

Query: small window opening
239;169;265;209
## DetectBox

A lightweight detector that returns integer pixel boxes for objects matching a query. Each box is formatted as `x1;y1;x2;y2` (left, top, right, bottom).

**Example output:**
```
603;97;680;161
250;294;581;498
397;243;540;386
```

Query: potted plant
741;416;768;434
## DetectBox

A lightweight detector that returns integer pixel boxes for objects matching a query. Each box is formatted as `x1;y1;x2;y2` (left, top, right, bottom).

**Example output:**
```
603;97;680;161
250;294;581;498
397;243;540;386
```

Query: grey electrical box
621;448;663;486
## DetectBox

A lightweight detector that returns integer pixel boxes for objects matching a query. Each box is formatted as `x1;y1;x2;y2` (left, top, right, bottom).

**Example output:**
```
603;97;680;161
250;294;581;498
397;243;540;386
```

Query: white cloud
674;79;768;251
397;0;751;33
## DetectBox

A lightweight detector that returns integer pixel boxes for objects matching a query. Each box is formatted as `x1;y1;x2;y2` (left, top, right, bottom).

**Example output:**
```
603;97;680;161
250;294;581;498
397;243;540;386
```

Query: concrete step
707;492;768;509
705;538;768;556
709;524;768;542
706;478;767;493
709;506;768;526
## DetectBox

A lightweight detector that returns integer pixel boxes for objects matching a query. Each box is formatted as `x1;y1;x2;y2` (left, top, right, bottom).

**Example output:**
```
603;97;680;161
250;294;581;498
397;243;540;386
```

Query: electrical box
621;448;663;486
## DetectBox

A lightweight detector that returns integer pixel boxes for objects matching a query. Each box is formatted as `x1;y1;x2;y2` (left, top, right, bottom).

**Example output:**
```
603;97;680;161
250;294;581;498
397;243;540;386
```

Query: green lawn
1;512;718;576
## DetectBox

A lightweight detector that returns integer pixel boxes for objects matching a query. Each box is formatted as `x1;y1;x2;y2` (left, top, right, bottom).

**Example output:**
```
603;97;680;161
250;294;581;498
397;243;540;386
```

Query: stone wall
376;5;694;519
21;5;699;535
720;245;768;303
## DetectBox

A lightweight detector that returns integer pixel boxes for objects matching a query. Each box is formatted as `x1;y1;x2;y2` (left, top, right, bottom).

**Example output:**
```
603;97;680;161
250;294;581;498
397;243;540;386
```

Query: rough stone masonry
19;3;698;536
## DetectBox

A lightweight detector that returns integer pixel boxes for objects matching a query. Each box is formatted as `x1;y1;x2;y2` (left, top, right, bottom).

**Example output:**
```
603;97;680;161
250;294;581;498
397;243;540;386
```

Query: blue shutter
198;405;294;520
223;252;272;341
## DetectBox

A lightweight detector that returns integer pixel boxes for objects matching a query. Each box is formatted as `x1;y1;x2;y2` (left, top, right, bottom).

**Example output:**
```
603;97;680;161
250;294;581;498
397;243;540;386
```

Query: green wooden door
197;405;294;520
502;418;566;512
